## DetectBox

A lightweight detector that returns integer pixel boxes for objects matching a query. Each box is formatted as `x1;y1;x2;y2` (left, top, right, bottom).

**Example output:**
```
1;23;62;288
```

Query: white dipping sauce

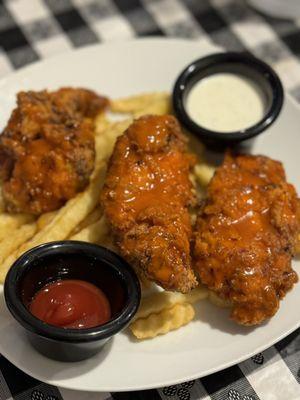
186;73;266;133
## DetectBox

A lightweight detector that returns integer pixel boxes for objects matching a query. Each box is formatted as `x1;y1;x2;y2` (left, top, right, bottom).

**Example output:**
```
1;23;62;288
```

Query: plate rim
1;305;299;393
0;36;218;87
0;37;299;392
1;36;300;114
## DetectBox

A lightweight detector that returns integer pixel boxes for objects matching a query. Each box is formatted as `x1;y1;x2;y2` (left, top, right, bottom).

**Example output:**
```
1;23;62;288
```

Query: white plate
0;38;299;393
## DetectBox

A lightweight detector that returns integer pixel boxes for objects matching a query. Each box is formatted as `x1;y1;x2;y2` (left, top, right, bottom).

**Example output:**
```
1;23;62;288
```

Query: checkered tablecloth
0;1;300;399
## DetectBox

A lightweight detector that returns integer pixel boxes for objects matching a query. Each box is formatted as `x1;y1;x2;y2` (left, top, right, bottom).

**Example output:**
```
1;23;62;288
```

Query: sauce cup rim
172;51;284;144
4;241;141;343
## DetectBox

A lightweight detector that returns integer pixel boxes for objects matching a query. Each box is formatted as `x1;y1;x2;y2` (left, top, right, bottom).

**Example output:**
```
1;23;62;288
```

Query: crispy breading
193;153;300;325
0;88;108;214
102;115;197;293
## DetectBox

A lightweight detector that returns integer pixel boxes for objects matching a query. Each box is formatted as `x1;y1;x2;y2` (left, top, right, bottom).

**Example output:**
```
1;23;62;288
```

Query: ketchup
29;279;111;329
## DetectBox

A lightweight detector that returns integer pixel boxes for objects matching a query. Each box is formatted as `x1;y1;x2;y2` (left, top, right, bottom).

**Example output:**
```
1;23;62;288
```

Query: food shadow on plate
4;322;114;380
193;299;261;336
200;139;255;165
20;338;114;381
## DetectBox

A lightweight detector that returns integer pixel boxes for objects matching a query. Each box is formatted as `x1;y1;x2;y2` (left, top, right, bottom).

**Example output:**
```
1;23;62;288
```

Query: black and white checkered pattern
1;0;300;98
0;1;300;399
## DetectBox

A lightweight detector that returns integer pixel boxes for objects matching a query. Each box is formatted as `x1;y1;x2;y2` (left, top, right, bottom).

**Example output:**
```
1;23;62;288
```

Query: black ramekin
4;241;141;362
172;52;284;148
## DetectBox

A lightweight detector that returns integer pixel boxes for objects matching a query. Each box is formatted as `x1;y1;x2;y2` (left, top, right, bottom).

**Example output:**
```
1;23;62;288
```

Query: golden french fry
0;213;35;242
79;206;102;228
194;164;216;187
111;93;168;114
189;171;197;185
130;303;195;339
70;216;109;243
0;222;37;283
209;291;232;308
28;165;105;245
37;211;57;231
135;286;208;320
94;119;132;164
133;96;171;118
94;113;111;136
0;222;37;264
70;206;102;236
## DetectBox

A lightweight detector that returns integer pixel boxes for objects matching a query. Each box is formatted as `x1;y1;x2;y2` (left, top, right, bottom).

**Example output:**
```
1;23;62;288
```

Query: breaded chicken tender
0;88;108;214
102;115;198;293
193;153;300;325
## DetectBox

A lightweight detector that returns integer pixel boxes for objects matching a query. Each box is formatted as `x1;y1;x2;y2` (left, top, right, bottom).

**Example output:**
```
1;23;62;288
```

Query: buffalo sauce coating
0;88;108;215
102;115;198;293
193;153;300;325
29;279;111;329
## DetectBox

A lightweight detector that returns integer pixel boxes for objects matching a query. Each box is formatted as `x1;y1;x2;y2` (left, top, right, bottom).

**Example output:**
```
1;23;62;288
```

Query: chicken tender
0;88;108;214
102;115;197;293
193;153;300;325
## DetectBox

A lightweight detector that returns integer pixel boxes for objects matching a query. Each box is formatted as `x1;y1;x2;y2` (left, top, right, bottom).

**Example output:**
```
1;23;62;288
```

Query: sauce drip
29;279;111;329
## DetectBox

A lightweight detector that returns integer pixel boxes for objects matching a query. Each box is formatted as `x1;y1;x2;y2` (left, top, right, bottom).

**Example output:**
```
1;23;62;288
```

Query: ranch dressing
186;73;266;133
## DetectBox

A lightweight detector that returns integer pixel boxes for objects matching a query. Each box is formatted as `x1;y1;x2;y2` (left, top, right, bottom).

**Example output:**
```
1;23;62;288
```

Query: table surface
0;1;299;400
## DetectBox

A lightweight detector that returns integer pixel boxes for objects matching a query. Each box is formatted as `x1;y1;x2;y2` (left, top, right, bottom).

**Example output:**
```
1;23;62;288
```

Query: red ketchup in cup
29;279;111;329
